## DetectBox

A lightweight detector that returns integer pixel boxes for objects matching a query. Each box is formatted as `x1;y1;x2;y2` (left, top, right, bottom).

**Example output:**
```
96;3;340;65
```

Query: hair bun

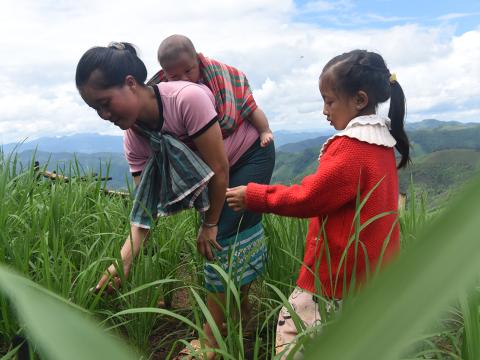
108;41;126;50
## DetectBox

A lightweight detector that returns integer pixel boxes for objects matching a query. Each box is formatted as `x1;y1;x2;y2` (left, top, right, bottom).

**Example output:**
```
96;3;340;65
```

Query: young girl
226;49;410;358
76;42;275;359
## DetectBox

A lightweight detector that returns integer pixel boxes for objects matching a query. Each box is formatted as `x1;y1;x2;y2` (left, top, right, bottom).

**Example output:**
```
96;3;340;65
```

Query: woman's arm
191;121;229;260
94;174;144;293
95;224;149;292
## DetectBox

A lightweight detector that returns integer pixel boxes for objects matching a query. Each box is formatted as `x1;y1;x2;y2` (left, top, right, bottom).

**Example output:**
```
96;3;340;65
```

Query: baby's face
163;52;200;83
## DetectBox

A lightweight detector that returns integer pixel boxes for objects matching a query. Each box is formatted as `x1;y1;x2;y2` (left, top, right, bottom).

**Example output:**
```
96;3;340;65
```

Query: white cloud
0;0;479;144
299;0;343;13
437;12;480;21
395;30;480;119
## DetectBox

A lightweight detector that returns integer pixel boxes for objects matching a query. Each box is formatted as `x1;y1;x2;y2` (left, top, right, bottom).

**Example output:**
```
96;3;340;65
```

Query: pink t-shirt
124;81;259;173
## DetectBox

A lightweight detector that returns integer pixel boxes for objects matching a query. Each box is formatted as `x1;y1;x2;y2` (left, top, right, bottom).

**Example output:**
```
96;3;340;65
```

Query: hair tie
389;73;397;83
108;41;125;50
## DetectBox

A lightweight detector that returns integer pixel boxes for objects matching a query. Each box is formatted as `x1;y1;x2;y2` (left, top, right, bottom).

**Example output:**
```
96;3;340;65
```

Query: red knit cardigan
246;136;400;298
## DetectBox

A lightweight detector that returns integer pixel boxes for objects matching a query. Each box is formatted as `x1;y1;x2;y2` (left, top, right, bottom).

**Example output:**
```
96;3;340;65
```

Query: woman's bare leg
203;291;227;347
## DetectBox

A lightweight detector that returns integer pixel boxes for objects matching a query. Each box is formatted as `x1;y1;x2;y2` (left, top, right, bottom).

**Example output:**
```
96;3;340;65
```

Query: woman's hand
95;258;132;294
196;225;222;261
94;224;148;295
225;186;247;211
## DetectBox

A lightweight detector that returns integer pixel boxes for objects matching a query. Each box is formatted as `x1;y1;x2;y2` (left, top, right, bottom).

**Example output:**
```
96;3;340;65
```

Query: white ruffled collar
318;114;396;160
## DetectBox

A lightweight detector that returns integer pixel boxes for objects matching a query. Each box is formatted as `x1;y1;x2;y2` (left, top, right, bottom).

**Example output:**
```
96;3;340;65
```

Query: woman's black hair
321;49;410;168
75;42;147;89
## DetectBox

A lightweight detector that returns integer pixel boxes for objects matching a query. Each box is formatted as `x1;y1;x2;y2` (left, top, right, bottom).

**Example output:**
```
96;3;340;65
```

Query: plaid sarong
130;124;214;229
147;53;258;138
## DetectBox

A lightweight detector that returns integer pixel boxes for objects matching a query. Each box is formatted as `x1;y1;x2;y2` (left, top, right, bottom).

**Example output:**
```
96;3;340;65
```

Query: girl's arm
192;120;229;261
227;138;362;218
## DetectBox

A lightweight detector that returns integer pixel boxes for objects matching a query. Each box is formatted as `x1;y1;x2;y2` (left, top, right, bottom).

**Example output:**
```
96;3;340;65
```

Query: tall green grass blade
0;265;138;360
0;343;22;360
459;285;480;360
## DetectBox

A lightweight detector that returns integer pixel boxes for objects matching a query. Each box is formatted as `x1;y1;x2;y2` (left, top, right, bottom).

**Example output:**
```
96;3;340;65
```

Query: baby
156;34;274;147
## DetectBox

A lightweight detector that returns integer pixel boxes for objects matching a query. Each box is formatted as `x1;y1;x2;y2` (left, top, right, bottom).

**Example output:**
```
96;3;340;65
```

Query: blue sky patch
293;0;480;33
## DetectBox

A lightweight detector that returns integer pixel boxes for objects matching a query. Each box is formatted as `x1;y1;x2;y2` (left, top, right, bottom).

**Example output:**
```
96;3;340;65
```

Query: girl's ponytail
388;78;410;169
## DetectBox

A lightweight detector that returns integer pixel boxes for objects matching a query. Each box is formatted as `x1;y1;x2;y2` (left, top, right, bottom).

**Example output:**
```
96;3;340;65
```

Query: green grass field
1;152;479;359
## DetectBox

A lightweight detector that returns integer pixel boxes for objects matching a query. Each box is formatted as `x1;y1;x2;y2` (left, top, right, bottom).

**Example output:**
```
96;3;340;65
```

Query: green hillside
404;118;479;131
273;124;480;208
409;126;480;154
398;149;480;208
278;122;480;155
271;147;319;184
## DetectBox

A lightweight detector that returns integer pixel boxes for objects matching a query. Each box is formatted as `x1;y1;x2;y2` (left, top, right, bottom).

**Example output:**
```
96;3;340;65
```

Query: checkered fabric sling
147;53;257;138
130;86;214;229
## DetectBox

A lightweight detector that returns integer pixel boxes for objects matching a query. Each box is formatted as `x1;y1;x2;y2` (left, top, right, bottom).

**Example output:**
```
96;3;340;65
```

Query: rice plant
1;150;480;359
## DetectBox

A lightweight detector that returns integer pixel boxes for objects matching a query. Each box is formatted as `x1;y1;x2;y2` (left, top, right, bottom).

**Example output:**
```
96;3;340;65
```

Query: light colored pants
275;287;342;359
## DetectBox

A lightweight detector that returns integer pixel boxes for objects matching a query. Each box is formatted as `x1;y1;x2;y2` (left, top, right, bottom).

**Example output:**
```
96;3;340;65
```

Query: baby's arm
249;108;273;147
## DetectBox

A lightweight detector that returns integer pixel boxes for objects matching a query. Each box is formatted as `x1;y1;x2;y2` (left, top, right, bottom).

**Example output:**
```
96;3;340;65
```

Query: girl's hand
226;186;247;211
197;225;222;261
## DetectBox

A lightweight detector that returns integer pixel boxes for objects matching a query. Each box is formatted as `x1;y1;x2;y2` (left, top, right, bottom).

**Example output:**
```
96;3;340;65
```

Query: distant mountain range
11;150;131;190
1;129;332;154
273;119;480;208
1;129;331;189
2;133;124;154
3;119;480;207
277;119;480;153
3;119;476;155
404;118;479;131
273;130;332;147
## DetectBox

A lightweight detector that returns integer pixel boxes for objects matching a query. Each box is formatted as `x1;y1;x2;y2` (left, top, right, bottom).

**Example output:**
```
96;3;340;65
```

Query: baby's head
157;34;200;83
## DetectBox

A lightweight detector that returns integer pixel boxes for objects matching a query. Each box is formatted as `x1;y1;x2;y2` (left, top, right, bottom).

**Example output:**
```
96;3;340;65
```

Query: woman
75;42;275;357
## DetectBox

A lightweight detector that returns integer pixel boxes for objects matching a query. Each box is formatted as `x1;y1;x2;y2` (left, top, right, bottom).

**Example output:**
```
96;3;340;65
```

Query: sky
0;0;479;144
